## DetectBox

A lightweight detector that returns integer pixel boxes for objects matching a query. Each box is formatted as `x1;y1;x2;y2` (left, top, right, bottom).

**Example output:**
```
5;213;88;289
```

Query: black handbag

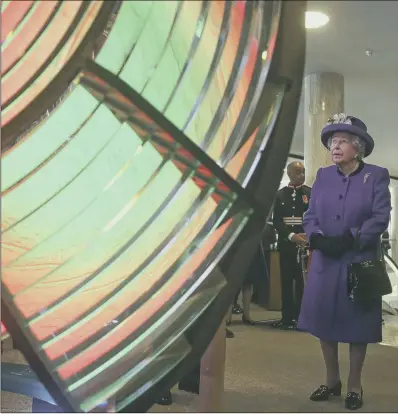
347;230;392;303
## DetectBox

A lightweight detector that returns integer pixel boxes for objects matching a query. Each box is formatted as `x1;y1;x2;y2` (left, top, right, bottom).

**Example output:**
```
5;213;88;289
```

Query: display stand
197;316;227;412
254;248;310;326
267;250;282;311
250;249;281;326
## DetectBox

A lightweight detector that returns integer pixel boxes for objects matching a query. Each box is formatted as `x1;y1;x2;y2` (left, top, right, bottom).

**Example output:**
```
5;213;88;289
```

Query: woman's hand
309;233;353;258
340;230;355;250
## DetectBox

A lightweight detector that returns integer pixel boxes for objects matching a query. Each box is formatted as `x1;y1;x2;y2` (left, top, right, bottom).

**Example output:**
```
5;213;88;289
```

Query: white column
304;72;344;185
390;185;398;262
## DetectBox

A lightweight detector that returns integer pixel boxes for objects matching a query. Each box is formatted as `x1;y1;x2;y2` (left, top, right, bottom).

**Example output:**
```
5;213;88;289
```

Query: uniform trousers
279;243;304;324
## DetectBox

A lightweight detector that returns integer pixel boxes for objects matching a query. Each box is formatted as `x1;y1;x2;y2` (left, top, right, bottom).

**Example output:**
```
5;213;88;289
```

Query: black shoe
232;304;243;314
280;321;297;330
345;389;363;410
226;328;234;338
310;380;342;401
242;316;256;325
271;320;296;330
156;391;172;405
178;381;199;395
271;319;285;328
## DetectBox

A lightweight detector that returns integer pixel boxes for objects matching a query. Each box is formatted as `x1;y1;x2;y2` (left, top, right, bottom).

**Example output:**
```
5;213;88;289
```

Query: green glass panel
95;1;153;75
119;1;180;93
27;186;214;352
0;1;285;411
3;137;163;297
16;163;193;323
140;1;203;113
1;86;98;192
2;104;121;234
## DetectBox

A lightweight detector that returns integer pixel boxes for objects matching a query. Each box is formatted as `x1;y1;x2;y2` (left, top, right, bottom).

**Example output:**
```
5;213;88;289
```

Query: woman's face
330;132;358;165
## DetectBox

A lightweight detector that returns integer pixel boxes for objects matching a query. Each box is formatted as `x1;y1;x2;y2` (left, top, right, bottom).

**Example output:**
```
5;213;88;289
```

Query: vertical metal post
197;316;227;412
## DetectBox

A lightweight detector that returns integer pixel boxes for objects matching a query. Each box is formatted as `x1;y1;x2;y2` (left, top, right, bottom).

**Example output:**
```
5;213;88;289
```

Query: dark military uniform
273;184;311;325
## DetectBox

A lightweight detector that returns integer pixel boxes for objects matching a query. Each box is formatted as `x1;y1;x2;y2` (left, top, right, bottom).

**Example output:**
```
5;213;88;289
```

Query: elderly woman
297;114;391;410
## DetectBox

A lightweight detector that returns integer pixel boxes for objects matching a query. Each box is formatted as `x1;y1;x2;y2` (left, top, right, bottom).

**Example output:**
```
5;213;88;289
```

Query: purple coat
297;162;391;343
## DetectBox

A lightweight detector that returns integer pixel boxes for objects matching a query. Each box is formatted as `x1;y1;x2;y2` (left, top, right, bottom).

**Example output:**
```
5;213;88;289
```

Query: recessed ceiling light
305;11;329;29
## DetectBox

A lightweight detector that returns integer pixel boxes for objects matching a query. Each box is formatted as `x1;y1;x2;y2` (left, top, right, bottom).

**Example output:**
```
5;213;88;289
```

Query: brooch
302;194;309;204
364;173;371;183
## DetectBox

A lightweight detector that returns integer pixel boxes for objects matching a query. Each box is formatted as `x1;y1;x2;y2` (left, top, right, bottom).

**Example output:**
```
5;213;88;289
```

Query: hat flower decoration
326;113;352;126
321;113;374;157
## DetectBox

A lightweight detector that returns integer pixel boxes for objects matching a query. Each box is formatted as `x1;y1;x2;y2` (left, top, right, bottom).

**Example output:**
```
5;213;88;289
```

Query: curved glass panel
1;0;35;44
1;1;104;127
384;253;398;310
1;322;10;341
0;1;306;412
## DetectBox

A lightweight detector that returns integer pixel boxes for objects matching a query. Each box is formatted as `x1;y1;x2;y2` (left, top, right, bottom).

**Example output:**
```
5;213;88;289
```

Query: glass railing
384;252;398;312
1;1;306;412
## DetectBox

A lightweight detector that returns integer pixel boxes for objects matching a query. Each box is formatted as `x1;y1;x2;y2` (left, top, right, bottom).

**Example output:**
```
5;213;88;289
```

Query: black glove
339;230;355;250
309;234;348;258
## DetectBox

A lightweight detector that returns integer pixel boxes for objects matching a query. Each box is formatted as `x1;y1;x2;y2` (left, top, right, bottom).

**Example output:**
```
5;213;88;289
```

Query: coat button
343;178;347;183
335;214;341;220
339;194;343;200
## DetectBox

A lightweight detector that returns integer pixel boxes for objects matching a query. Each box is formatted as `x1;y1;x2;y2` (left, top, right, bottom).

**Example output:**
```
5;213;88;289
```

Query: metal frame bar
0;302;75;411
79;59;258;211
120;1;307;411
1;1;307;412
1;0;119;151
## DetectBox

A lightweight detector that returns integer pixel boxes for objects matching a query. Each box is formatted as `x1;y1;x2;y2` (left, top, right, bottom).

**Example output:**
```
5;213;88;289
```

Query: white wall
390;186;398;263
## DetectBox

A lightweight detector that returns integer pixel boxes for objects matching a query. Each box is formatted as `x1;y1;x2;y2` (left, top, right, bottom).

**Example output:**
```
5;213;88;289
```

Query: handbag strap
354;228;384;260
379;238;385;261
353;229;361;252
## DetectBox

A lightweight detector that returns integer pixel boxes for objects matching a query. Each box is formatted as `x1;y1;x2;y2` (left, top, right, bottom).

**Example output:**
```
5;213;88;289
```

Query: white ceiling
291;1;398;177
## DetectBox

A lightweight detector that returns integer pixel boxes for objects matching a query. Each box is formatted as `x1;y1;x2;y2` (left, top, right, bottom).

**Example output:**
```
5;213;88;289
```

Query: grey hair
327;134;366;160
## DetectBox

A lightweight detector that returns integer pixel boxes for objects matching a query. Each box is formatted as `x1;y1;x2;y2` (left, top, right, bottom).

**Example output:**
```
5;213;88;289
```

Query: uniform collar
336;161;365;177
288;183;303;190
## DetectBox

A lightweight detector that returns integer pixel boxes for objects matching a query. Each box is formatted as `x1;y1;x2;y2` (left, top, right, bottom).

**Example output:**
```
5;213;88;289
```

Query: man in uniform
272;161;311;330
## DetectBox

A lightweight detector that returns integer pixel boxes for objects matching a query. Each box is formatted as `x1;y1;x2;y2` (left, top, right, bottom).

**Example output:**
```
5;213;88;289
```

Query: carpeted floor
2;307;398;412
151;308;398;413
1;346;32;413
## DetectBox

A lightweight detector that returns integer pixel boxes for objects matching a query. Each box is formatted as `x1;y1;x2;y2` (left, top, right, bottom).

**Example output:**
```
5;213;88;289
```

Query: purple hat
321;113;374;157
